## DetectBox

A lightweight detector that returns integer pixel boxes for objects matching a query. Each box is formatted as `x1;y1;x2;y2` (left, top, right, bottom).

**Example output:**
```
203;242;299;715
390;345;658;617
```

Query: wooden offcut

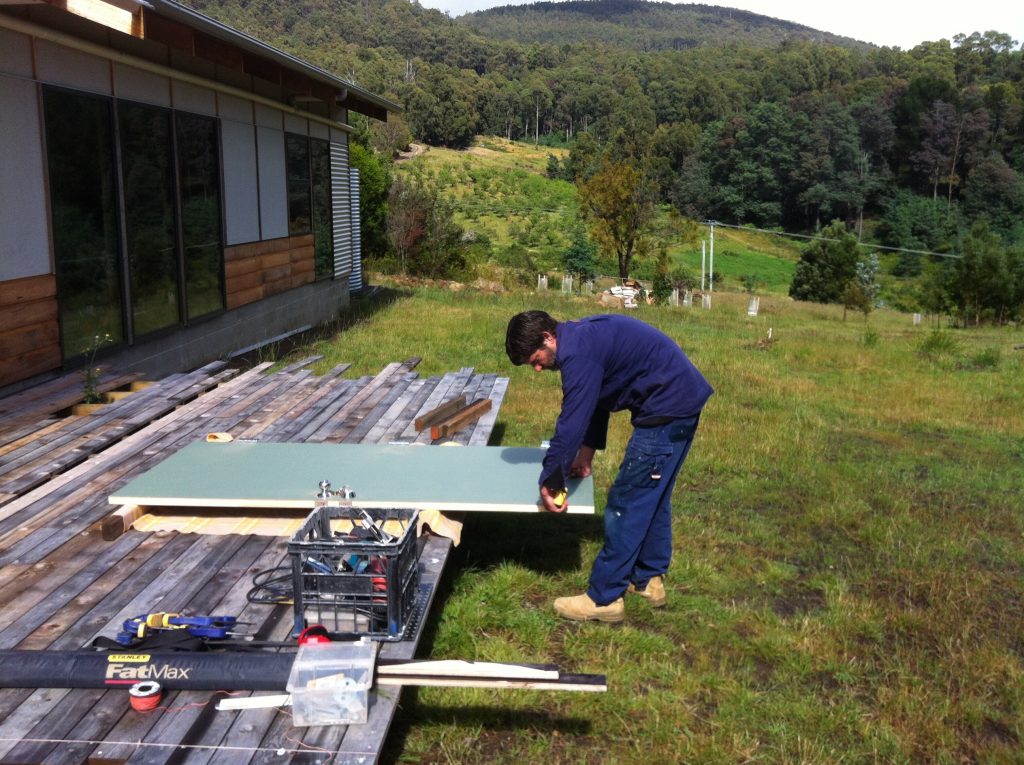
430;398;492;440
100;504;145;541
413;394;467;431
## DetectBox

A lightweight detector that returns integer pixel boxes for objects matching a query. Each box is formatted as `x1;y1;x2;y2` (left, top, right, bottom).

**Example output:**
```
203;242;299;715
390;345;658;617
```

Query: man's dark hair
505;310;558;365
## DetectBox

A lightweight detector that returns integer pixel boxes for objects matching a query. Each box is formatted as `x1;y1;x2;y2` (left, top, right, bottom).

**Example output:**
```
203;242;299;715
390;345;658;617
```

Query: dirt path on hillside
396;142;428;161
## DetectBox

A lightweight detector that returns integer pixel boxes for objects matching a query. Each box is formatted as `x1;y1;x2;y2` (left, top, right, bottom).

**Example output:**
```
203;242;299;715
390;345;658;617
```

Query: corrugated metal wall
349;168;362;293
330;140;352;279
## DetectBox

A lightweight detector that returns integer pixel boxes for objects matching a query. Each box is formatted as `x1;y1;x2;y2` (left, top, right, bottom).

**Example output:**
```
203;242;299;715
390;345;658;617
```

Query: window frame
42;85;227;362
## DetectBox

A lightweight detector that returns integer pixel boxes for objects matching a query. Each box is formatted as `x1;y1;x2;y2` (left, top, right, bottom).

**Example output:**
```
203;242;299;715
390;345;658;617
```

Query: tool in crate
115;613;243;646
289;498;421;641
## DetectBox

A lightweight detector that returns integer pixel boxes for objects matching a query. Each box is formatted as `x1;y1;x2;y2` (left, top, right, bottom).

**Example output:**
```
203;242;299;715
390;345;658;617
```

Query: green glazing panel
110;441;595;514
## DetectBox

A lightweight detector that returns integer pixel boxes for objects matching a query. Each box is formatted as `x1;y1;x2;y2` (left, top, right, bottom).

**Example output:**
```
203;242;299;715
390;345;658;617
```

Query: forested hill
182;0;1024;280
460;0;865;51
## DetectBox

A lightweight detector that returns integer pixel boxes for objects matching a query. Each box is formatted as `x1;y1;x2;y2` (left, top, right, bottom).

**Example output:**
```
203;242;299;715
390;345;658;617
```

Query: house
0;0;399;392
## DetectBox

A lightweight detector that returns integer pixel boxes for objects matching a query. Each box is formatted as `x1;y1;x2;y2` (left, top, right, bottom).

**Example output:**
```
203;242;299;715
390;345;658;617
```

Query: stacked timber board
0;356;508;764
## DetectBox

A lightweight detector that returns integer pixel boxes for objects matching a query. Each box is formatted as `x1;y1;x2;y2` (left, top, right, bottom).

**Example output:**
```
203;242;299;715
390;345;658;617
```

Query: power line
705;220;962;260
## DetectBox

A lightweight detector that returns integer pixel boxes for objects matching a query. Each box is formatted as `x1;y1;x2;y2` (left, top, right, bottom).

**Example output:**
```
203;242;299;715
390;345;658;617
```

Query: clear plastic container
286;638;377;726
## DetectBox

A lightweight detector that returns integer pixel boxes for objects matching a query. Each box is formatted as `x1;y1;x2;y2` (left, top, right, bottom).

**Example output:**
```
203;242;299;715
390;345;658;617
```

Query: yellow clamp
135;612;183;638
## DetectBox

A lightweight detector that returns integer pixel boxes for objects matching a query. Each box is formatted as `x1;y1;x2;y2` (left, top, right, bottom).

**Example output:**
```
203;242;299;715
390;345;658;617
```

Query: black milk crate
289;505;420;641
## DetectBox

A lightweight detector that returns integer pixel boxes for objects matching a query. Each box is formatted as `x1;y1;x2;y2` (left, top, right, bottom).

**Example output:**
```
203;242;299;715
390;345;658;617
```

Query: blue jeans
587;414;701;606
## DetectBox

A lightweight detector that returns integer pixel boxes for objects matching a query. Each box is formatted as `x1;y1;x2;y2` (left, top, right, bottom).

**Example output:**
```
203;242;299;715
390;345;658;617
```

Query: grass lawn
290;281;1024;763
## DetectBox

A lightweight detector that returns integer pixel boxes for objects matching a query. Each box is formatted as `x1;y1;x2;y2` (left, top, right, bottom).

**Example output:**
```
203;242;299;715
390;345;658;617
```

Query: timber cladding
224;234;316;309
0;275;60;388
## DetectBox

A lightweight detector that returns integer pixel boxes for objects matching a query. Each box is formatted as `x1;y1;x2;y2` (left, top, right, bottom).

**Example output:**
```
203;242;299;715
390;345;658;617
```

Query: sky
415;0;1023;51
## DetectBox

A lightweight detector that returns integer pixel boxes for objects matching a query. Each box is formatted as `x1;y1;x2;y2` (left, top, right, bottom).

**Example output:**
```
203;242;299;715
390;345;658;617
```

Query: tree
562;225;597;279
349;142;392;259
948;220;1014;325
697;102;800;227
369;114;413;157
788;221;860;303
386;176;430;274
911;100;990;204
563;131;599;182
961;153;1024;237
545;154;563;180
403;64;478;148
841;282;872;321
788;97;863;230
385;176;468;278
651;246;674;304
577;158;658;279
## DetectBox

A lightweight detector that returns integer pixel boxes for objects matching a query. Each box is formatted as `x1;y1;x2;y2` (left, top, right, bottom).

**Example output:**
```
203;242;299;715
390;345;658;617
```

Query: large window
43;87;224;360
119;102;179;337
44;89;124;357
177;113;224;320
287;133;333;279
311;138;333;279
286;134;311;235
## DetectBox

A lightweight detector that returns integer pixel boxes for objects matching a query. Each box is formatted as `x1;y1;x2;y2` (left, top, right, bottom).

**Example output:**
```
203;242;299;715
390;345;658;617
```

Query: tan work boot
626;575;667;608
553;593;625;623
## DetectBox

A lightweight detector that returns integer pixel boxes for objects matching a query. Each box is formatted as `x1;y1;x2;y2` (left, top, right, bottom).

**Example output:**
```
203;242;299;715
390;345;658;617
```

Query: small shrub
958;348;1001;370
671;267;698;291
652;270;673;304
916;330;962;358
863;328;880;347
741;274;762;294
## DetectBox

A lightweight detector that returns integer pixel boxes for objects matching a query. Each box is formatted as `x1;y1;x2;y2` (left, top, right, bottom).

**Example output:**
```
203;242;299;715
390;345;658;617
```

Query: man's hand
539;485;567;513
569;446;595;478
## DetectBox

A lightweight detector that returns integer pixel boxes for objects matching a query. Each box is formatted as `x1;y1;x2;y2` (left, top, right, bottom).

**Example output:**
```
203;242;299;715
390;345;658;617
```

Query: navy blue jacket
540;315;713;488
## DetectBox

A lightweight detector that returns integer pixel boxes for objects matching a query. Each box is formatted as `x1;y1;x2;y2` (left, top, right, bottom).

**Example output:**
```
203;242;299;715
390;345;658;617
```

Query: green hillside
388;138;801;293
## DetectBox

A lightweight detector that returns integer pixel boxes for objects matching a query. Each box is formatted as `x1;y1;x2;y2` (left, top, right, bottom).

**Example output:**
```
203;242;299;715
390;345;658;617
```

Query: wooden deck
0;357;508;764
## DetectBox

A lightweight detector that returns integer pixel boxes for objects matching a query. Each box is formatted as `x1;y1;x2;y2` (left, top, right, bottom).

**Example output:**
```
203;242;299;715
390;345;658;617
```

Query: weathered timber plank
338;372;418;444
255;377;357;442
37;689;135;764
103;538;291;765
393;372;460;444
0;365;237;501
0;537;199;755
307;360;419;444
23;533;199;651
468;376;508;447
0;688;71;761
271;376;368;443
361;377;431;445
0;527;104;608
0;530;149;646
1;687;109;764
234;374;319;439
